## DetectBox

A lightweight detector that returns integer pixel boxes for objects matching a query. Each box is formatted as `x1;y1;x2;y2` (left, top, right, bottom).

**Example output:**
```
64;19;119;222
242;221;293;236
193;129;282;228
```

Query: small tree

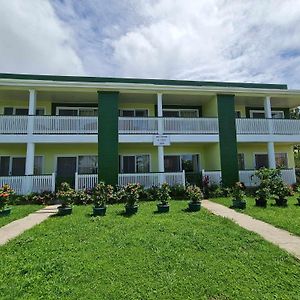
157;183;171;206
123;183;141;207
92;182;114;208
186;185;203;203
0;184;15;211
56;182;74;208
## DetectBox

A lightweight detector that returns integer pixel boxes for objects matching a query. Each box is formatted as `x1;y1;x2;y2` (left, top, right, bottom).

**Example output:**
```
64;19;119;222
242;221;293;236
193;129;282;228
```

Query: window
119;109;148;117
249;110;284;119
0;156;44;176
238;153;245;170
275;153;288;168
163;109;199;118
254;153;288;169
56;107;98;116
120;155;150;173
4;107;45;115
78;156;98;174
164;154;199;173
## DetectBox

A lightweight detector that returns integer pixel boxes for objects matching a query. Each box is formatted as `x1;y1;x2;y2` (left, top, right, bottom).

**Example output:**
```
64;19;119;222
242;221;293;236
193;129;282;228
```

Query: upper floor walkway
1;115;300;143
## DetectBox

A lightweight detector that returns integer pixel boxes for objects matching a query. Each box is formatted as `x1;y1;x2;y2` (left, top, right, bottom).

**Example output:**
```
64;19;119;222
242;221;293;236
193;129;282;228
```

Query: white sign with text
153;135;171;146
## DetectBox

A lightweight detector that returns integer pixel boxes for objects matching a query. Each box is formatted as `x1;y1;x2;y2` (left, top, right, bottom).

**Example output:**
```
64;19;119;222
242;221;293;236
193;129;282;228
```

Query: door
11;158;26;175
56;157;77;187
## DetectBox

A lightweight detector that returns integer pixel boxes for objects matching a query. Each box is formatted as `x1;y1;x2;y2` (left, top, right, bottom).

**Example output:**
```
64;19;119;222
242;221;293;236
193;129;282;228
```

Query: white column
25;142;35;175
267;142;276;169
264;96;272;118
157;93;164;184
28;89;37;115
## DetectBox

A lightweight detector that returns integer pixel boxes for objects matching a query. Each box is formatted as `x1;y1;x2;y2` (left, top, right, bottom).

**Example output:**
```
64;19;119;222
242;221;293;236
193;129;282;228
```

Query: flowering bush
157;183;171;205
272;179;291;206
122;183;141;207
229;182;246;201
56;182;75;208
0;184;15;210
186;185;203;203
73;190;91;205
92;182;114;208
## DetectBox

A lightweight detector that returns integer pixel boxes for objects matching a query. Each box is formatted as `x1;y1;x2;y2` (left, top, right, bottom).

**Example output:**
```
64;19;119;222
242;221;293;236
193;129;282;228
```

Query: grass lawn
0;205;42;228
211;196;300;236
0;201;299;299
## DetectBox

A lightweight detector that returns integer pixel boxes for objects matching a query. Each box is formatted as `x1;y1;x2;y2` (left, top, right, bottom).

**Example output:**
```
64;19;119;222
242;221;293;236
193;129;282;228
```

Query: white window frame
119;154;151;173
4;106;46;115
249;110;284;119
55;106;98;116
253;152;289;169
119;109;149;117
162;108;199;117
164;153;200;172
5;155;44;175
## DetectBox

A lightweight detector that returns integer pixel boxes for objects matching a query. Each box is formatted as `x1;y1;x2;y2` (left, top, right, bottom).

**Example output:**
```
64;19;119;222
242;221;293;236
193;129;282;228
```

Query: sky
1;0;300;87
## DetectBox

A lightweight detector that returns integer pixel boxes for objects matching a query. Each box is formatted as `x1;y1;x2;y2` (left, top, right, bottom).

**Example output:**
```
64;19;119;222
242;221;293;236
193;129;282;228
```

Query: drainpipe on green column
97;91;119;185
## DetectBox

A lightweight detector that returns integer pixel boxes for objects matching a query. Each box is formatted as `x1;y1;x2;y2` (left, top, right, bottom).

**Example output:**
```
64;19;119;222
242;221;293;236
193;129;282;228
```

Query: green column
217;94;239;187
98;91;119;185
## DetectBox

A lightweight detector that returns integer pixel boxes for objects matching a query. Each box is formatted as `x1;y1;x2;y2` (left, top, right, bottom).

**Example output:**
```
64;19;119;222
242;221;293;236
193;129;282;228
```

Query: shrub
170;184;186;199
229;182;246;202
0;184;14;210
56;182;75;208
146;185;160;201
122;183;141;207
92;182;114;208
73;190;91;205
157;183;171;205
272;179;291;206
186;185;203;203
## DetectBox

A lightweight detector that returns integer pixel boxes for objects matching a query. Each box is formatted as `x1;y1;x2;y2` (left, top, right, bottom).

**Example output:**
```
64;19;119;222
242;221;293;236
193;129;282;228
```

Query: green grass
211;196;300;236
0;205;42;228
0;201;299;299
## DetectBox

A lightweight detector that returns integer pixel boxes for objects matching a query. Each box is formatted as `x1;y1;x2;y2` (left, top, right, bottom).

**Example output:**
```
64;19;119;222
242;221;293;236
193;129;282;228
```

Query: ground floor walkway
202;200;300;260
0;205;58;246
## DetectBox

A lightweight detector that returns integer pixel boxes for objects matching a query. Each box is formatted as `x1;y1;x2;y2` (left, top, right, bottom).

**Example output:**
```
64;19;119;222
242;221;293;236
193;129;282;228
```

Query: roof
0;73;288;90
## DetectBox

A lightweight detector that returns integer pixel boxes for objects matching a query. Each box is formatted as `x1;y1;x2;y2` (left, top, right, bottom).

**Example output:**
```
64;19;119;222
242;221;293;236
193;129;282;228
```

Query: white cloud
105;0;300;87
0;0;84;75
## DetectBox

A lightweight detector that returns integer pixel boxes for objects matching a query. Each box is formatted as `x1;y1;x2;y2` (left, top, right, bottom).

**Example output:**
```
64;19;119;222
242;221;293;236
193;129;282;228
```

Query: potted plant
157;183;171;213
56;182;74;215
230;182;246;209
255;185;269;207
296;186;300;206
0;184;14;217
186;185;203;211
273;179;291;206
92;182;114;216
123;183;141;215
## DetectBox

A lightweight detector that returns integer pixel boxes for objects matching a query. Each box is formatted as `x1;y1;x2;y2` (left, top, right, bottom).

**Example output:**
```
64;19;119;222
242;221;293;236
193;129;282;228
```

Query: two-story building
0;73;299;194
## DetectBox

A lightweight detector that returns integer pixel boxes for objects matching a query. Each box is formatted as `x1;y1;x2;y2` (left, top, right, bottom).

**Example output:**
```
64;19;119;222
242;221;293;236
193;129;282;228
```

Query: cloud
0;0;84;75
1;0;300;88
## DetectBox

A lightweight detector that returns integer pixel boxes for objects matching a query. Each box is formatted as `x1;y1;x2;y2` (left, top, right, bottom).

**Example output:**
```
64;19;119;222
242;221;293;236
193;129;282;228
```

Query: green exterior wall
217;94;239;186
98;91;119;185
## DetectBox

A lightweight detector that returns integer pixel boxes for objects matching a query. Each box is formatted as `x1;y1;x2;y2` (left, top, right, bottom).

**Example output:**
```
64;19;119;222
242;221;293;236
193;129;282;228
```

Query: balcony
1;116;300;137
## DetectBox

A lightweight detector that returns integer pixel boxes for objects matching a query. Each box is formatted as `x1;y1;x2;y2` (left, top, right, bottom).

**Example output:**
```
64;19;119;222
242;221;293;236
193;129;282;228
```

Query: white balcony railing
236;118;300;135
202;169;296;187
34;116;98;134
2;115;300;136
0;115;28;134
163;117;219;134
118;117;158;134
0;174;55;195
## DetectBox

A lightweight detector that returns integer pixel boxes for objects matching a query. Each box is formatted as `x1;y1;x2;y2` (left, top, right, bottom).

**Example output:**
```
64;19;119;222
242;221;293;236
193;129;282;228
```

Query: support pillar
264;96;272;118
217;94;239;186
157;93;165;184
267;142;276;169
25;142;35;175
98;91;119;185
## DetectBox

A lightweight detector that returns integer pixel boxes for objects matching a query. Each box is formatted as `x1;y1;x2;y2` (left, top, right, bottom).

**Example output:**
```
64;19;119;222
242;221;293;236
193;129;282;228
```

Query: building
0;73;299;194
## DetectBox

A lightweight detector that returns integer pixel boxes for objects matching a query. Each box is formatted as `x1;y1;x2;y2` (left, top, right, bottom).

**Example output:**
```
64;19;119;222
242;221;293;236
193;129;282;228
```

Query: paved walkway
202;200;300;260
0;205;58;246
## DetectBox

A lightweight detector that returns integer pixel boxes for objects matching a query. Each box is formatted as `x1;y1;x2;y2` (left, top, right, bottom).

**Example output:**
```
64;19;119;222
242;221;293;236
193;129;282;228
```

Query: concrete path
0;205;58;246
202;200;300;260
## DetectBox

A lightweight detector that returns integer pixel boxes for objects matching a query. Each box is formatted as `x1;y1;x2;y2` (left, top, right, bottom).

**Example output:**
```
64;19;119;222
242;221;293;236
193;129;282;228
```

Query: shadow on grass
116;210;136;218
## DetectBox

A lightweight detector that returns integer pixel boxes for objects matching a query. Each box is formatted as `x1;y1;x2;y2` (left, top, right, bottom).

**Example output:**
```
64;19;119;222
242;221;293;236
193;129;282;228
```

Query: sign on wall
153;135;171;146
